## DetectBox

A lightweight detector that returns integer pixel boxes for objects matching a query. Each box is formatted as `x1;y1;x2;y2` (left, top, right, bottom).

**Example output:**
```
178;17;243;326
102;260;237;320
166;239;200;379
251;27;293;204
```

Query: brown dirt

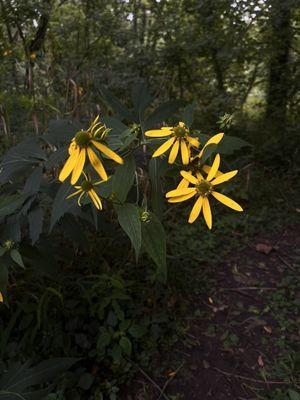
125;225;300;399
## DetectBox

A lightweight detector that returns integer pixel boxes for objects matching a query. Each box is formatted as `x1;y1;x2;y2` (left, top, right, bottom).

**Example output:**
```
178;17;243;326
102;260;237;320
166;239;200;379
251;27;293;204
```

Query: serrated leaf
10;249;25;269
28;207;43;244
0;358;78;393
50;182;75;231
131;81;153;124
100;86;134;121
44;119;81;146
23;167;43;194
0;193;28;218
115;204;141;260
149;158;167;218
112;155;136;203
145;100;184;130
0;138;46;184
200;143;218;164
182;100;197;127
142;212;167;282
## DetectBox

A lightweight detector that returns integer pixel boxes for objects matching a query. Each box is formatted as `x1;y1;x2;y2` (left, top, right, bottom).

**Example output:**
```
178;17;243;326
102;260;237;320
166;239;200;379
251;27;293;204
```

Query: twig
157;363;184;400
276;254;295;271
213;367;299;385
221;287;277;291
128;359;169;400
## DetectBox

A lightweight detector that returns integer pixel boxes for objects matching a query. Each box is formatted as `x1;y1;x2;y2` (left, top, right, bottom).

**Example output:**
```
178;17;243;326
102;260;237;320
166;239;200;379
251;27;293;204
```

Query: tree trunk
265;0;292;134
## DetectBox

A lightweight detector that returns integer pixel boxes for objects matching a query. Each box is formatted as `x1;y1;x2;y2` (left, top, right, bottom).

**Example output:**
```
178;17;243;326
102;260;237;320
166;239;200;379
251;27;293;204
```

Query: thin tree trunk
265;0;292;134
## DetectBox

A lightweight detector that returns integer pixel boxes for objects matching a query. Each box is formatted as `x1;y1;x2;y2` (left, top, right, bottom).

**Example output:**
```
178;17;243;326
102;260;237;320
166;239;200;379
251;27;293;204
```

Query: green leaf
50;182;75;231
78;373;94;390
0;247;6;257
0;262;8;291
182;100;197;127
217;135;251;154
142;212;167;282
28;207;43;244
44;119;81;146
145;100;184;130
0;358;78;393
119;336;132;356
289;390;300;400
128;324;147;338
200;143;218;164
115;204;141;260
10;249;25;269
97;330;112;350
100;86;134;121
131;81;153;124
0;194;28;219
112;155;136;203
23;167;43;194
149;158;167;218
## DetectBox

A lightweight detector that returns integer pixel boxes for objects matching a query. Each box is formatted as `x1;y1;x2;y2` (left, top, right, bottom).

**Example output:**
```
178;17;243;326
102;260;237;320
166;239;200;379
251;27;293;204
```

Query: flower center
81;180;93;192
196;180;213;196
74;130;91;147
173;125;187;138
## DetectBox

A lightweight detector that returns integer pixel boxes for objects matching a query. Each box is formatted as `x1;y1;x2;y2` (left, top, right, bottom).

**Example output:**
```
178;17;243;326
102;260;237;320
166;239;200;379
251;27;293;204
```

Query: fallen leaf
263;326;272;334
258;355;264;367
256;243;273;254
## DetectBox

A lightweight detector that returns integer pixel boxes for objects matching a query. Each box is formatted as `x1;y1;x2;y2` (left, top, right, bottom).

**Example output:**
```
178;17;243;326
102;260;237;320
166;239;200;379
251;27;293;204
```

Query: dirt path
128;225;300;399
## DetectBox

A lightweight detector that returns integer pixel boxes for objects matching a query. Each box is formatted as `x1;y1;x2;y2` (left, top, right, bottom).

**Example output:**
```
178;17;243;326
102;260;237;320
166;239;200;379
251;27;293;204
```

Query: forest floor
125;223;300;400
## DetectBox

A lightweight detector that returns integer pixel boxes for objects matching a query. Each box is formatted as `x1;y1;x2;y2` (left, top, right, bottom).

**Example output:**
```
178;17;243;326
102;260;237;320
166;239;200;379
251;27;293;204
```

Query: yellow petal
168;192;196;203
188;196;203;223
177;178;190;189
152;137;176;157
211;170;238;185
186;136;200;148
202;197;212;229
202;164;223;177
66;189;83;199
92;140;123;164
89;189;103;210
145;129;172;137
211;191;243;211
68;141;77;155
180;171;198;185
179;122;185;127
196;171;204;181
207;154;220;181
71;148;86;184
199;132;224;157
166;187;196;198
180;140;190;165
59;146;80;182
0;292;3;303
168;139;180;163
87;147;108;181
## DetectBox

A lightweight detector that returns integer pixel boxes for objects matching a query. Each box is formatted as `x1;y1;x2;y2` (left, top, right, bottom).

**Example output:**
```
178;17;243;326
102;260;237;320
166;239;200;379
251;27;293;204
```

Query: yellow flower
145;122;200;165
0;292;3;303
67;175;103;210
59;116;123;185
175;132;225;188
166;154;243;229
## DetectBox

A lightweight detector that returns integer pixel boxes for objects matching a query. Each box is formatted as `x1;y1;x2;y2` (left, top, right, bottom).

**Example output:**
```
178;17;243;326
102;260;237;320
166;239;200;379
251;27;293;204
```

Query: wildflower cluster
59;116;123;209
145;122;243;229
59;118;242;229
